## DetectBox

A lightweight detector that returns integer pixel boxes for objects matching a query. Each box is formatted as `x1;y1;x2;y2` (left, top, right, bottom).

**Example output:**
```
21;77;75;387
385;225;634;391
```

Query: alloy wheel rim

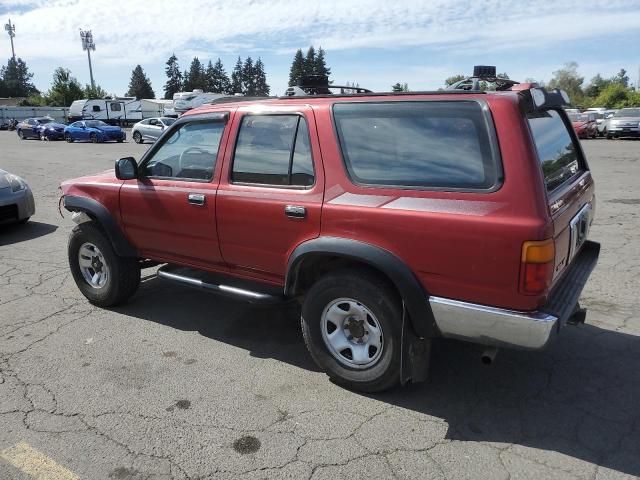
78;242;109;289
320;297;384;369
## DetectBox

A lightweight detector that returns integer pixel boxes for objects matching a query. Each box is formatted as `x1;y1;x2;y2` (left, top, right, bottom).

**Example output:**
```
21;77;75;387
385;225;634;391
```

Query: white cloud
2;0;639;94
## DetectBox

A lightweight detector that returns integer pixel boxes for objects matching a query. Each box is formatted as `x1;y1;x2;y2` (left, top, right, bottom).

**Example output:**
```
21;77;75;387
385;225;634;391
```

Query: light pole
79;29;96;89
4;19;15;59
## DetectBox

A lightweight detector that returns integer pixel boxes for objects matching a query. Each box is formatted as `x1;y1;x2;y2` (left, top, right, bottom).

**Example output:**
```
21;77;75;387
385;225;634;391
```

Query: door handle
188;193;206;206
284;205;306;219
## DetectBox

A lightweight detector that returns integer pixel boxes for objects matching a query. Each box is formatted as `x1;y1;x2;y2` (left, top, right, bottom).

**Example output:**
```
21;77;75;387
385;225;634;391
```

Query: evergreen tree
612;69;629;88
304;46;316;76
313;47;331;78
242;57;255;95
46;67;84;106
164;53;182;99
230;57;244;94
0;57;39;97
253;58;270;96
127;65;155;99
84;83;107;99
288;49;305;86
208;58;231;94
391;82;409;92
183;57;205;91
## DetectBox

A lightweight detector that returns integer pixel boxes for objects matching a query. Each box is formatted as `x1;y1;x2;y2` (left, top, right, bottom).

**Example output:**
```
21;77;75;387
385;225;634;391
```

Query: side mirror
115;157;138;180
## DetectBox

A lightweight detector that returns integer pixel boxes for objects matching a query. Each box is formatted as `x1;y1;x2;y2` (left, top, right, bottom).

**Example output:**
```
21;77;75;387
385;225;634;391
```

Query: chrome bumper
429;297;557;350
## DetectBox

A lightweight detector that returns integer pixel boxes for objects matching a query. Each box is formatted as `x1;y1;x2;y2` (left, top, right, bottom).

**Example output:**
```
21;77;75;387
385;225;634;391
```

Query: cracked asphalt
1;132;639;480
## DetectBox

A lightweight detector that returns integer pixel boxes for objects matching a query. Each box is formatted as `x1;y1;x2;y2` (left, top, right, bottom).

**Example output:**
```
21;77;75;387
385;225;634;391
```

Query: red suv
60;74;599;392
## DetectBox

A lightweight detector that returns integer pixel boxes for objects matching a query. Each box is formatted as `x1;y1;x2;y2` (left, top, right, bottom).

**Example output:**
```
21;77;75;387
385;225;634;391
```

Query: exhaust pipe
481;347;498;365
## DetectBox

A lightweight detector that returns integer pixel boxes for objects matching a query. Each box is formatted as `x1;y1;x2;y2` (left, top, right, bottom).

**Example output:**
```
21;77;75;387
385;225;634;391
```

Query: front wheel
301;270;402;392
40;132;48;141
68;222;140;307
17;130;24;140
65;133;74;143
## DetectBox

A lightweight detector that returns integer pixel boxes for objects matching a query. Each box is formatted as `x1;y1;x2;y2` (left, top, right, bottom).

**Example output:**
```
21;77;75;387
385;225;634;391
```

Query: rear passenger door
216;106;324;282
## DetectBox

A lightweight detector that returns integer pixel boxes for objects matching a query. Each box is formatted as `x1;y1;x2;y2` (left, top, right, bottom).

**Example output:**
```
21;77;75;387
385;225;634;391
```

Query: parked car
64;120;126;143
131;117;176;144
606;108;640;139
16;117;66;140
568;112;597;139
0;168;35;225
60;77;599;392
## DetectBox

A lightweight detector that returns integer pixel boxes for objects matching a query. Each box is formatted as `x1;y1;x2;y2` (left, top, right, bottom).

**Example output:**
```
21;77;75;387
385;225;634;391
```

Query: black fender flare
285;237;440;339
63;195;137;257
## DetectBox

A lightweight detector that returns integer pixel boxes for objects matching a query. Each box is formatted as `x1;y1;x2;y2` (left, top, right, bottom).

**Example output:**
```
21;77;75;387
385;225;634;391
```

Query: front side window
527;110;582;192
231;115;314;187
110;103;122;112
333;101;499;190
141;120;225;181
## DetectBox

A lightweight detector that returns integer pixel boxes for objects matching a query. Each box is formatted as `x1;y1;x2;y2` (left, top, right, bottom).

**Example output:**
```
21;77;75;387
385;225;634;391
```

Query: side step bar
157;265;286;305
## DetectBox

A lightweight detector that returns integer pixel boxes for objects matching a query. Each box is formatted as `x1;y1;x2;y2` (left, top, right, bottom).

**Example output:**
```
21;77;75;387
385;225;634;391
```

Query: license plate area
568;203;592;261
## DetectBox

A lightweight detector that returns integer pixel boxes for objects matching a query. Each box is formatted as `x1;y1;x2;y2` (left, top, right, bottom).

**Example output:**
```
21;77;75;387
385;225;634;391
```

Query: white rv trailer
172;90;232;115
68;97;143;126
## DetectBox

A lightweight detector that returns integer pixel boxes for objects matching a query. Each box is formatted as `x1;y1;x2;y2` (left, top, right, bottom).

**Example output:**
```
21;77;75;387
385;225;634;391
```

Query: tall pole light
4;19;16;59
79;29;96;89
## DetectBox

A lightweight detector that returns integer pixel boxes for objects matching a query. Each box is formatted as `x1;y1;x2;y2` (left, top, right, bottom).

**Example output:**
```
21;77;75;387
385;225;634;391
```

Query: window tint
232;115;315;187
527;110;582;192
92;105;101;112
110;103;122;111
141;120;225;181
333;102;498;190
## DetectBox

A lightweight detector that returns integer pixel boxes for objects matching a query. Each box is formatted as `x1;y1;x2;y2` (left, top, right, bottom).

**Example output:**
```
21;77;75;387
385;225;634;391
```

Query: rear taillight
520;239;555;295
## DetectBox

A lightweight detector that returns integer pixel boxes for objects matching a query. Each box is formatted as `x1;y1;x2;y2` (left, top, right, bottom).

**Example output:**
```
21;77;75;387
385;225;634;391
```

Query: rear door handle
188;193;206;206
284;205;306;218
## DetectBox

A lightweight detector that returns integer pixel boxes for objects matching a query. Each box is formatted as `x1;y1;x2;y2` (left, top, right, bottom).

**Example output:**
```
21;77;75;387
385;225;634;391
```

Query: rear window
527;110;582;192
333;101;499;190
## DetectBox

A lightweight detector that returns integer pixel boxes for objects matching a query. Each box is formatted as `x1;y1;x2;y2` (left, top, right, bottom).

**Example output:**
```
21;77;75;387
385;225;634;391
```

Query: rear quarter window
332;101;500;191
527;110;583;192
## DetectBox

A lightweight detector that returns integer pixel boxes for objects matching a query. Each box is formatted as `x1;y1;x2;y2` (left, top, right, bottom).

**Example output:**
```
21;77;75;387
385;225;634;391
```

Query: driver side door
119;113;230;267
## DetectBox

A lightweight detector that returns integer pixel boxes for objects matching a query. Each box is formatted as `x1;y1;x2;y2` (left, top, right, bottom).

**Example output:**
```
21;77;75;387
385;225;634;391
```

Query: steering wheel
179;146;208;172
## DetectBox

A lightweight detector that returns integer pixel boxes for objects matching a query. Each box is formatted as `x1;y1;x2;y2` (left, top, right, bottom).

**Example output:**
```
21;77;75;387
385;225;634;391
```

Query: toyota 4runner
60;72;599;392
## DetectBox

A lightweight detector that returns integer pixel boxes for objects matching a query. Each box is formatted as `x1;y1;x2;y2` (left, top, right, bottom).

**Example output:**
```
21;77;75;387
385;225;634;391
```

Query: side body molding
286;237;440;338
63;195;137;257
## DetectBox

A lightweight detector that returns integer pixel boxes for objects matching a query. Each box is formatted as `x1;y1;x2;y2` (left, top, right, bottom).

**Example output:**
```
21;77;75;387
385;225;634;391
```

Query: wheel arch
63;195;137;257
286;237;440;338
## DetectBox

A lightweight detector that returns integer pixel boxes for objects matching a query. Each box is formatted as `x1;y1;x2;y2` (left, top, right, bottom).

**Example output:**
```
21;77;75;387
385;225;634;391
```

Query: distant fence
1;106;70;123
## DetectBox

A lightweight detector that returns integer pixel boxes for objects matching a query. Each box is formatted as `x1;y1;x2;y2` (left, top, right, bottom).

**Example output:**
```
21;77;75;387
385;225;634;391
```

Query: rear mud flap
400;302;431;385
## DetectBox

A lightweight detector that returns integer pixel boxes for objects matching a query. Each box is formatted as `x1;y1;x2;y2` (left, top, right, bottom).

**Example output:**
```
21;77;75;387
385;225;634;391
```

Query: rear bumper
430;241;600;350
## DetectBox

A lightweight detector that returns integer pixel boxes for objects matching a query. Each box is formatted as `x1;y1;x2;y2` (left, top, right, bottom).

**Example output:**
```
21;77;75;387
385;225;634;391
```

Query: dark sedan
16;117;67;141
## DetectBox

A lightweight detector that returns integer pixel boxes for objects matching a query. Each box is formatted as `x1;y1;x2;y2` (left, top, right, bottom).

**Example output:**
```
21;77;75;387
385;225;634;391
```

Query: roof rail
284;75;372;96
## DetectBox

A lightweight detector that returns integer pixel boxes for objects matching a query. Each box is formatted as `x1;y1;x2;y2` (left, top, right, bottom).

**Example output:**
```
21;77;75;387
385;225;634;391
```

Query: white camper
172;90;232;114
68;97;142;126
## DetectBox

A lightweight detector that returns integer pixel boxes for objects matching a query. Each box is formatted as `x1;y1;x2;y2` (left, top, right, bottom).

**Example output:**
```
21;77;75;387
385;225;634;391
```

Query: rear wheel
68;222;140;307
90;133;98;143
301;269;402;392
132;131;143;144
65;133;74;143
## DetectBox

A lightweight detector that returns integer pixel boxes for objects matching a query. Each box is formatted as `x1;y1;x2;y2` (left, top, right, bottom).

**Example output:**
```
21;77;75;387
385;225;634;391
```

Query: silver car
131;117;176;144
606;108;640;139
0;169;35;225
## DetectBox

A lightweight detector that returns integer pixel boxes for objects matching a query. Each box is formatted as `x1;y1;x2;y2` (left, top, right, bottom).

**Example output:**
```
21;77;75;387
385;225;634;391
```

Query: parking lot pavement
0;132;638;480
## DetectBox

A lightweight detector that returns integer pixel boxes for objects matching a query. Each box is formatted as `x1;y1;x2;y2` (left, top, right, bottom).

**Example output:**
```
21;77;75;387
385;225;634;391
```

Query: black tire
68;222;140;307
18;217;30;224
90;133;98;143
65;133;74;143
132;131;143;144
40;132;47;141
17;130;24;140
301;269;402;392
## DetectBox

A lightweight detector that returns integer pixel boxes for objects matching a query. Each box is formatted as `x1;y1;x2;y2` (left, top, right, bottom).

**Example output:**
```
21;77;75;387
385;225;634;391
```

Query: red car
60;75;599;392
568;112;598;139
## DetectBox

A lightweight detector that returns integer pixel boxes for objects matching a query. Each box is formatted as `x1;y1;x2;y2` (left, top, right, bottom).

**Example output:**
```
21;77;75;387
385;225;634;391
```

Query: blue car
64;120;126;143
16;117;66;140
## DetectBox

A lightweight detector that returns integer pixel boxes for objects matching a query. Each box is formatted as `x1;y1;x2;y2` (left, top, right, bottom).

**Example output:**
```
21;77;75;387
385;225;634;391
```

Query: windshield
568;114;589;122
161;118;176;126
614;108;640;118
85;120;108;127
37;118;53;124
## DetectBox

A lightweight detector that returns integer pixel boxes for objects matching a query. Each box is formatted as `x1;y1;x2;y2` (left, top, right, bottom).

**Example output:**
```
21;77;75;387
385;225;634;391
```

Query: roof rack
284;75;372;96
447;65;519;92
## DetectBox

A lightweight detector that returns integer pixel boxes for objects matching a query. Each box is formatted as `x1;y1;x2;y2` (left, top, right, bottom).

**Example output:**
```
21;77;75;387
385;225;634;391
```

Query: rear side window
527;110;582;192
333;101;499;190
232;115;314;187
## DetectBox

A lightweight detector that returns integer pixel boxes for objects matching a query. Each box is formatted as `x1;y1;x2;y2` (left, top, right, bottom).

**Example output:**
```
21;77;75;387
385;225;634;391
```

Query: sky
1;0;639;98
